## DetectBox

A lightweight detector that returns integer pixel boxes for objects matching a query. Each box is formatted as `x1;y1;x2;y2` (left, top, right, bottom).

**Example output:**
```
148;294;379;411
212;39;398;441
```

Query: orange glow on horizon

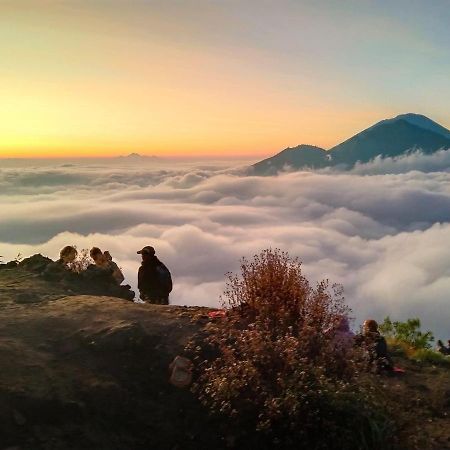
1;3;447;160
0;144;271;160
0;6;391;160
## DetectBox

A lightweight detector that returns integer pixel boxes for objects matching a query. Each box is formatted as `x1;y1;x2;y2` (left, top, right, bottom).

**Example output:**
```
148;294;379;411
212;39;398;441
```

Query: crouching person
137;246;172;305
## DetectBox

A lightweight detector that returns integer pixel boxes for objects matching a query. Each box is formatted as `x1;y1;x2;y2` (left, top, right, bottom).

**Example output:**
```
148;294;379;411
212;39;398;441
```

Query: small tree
379;316;434;349
193;249;394;449
68;248;93;273
14;253;23;263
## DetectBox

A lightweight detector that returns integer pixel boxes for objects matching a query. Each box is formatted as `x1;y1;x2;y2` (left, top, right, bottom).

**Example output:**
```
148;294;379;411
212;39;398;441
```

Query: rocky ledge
0;262;449;450
0;263;221;450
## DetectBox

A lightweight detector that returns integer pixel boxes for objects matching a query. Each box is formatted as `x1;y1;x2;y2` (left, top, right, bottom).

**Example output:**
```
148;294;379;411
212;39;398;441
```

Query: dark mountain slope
329;118;450;166
252;114;450;174
252;145;328;175
382;113;450;139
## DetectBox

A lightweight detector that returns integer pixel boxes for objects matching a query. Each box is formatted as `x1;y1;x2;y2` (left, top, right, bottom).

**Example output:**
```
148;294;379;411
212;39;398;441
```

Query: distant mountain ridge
252;113;450;174
117;153;159;159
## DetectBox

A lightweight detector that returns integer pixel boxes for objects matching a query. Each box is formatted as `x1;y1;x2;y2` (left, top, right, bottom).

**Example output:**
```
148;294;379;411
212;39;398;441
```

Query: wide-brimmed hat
137;246;155;255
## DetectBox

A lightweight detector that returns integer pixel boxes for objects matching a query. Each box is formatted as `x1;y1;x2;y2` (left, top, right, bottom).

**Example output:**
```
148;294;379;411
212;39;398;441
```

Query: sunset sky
1;0;449;158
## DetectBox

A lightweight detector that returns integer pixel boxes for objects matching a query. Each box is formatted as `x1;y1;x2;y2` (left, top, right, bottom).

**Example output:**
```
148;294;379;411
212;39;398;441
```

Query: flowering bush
192;249;394;449
68;248;93;273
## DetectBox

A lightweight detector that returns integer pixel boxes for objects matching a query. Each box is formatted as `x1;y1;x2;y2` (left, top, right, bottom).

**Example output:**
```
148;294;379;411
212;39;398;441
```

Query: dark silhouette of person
41;246;78;281
137;246;172;305
83;247;134;301
436;340;449;355
90;247;125;285
355;319;393;372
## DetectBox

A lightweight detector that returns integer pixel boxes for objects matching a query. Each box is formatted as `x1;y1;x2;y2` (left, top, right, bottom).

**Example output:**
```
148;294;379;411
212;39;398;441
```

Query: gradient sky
0;0;449;158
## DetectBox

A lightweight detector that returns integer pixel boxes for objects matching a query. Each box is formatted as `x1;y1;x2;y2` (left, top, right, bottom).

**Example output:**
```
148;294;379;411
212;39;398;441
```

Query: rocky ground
0;262;449;449
0;264;223;450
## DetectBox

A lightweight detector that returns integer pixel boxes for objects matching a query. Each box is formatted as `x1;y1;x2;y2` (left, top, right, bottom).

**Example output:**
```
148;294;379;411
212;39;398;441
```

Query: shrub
379;317;434;350
68;248;93;273
0;253;22;267
384;338;411;358
14;253;23;263
412;349;450;367
192;249;395;449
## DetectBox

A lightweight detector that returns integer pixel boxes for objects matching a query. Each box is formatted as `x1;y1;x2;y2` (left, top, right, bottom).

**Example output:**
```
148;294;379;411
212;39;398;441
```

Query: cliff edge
0;263;219;450
0;261;449;449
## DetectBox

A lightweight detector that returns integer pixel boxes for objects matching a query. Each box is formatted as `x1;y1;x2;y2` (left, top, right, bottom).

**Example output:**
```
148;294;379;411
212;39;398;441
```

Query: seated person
90;247;109;268
103;251;125;285
84;247;134;301
42;246;78;281
356;319;393;372
59;246;78;267
85;247;115;282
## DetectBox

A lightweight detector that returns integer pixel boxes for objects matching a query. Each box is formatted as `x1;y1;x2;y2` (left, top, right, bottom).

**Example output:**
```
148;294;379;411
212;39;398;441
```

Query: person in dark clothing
81;249;134;301
41;246;78;282
90;247;126;285
355;319;393;372
436;340;449;355
137;246;172;305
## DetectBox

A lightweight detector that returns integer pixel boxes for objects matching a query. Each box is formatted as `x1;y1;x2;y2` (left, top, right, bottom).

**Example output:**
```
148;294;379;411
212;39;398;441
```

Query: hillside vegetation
0;254;449;449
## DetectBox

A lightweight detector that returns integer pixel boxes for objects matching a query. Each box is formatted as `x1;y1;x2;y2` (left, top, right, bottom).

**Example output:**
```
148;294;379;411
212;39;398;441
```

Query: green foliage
384;338;408;357
193;249;395;449
412;348;450;367
379;316;434;350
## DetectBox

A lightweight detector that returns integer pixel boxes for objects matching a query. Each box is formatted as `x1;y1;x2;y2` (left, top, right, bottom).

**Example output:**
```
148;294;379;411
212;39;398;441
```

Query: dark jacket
356;331;393;371
138;256;172;298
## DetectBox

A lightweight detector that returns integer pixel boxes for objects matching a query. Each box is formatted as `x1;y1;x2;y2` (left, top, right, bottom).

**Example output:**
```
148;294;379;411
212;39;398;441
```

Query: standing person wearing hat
137;246;172;305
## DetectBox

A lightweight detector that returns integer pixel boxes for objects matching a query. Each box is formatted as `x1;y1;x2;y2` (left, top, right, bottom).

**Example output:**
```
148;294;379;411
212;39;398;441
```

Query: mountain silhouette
252;113;450;174
375;113;450;139
252;145;328;175
117;153;159;159
330;114;450;166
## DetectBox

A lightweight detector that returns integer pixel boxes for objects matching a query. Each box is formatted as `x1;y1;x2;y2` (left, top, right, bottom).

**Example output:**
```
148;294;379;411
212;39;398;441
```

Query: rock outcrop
0;262;219;449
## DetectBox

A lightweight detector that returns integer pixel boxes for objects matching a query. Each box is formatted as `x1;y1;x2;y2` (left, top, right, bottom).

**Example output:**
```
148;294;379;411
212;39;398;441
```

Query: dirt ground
0;265;449;449
381;356;450;449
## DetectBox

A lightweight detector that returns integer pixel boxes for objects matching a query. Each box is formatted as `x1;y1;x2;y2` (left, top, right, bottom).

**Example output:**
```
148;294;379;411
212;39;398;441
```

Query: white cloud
1;158;450;338
336;148;450;175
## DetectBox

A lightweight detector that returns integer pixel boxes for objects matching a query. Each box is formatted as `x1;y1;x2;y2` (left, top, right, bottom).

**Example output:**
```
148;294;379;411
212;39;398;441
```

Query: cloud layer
1;155;450;338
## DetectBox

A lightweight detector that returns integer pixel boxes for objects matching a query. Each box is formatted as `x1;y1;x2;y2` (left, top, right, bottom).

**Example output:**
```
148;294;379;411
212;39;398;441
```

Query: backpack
156;263;173;294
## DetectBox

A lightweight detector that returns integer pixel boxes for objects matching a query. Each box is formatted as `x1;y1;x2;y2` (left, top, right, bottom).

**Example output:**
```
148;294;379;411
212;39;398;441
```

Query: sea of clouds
1;150;450;338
